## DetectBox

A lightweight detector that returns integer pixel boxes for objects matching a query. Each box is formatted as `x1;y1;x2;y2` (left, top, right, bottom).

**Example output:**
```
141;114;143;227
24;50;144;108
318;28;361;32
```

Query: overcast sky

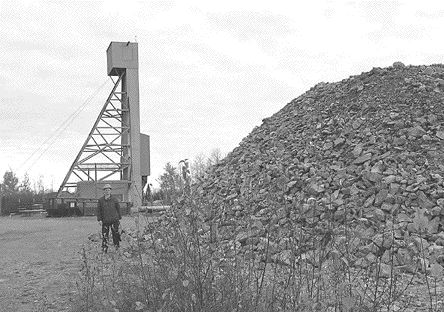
1;0;444;190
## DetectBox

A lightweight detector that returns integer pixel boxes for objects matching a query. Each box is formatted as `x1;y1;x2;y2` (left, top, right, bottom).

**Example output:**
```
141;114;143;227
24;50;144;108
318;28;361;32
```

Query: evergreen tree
158;162;183;205
2;170;19;196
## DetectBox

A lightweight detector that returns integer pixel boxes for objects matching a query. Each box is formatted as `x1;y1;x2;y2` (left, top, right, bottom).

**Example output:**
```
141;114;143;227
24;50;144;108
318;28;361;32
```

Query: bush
72;192;444;312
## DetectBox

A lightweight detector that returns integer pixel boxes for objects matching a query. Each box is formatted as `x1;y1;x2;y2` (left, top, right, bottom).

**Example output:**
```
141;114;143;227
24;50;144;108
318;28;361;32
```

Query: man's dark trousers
102;221;120;251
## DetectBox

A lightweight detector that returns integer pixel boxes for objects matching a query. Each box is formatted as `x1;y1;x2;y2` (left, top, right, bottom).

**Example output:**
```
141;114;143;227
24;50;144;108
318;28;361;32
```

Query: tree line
153;148;224;205
0;148;224;213
0;170;49;215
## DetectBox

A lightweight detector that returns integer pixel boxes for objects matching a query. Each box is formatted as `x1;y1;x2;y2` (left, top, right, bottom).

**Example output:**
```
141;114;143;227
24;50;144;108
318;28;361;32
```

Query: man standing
97;184;121;253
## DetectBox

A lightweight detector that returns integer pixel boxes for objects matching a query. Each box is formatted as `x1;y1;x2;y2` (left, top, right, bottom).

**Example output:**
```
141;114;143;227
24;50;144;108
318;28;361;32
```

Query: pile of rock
196;62;444;273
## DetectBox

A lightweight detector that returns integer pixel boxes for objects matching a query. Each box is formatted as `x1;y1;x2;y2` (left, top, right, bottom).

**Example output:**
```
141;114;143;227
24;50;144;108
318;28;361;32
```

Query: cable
22;79;110;172
20;79;109;169
26;79;110;170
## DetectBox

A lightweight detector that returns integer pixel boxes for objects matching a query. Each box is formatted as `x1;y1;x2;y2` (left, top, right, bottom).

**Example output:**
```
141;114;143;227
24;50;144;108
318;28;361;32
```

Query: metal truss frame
57;73;131;195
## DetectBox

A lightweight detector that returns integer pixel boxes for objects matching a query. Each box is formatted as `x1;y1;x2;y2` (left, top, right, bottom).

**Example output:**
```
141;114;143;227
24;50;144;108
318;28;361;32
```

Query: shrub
72;192;444;312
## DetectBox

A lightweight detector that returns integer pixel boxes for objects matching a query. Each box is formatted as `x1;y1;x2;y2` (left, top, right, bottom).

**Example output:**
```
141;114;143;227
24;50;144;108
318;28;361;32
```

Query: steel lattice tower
57;42;147;209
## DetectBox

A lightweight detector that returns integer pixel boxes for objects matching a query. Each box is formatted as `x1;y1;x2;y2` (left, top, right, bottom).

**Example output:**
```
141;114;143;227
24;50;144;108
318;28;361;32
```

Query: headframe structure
57;41;149;209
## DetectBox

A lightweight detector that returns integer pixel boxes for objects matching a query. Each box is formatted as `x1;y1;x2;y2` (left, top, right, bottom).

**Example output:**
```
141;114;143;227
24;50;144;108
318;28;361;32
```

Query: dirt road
0;215;136;312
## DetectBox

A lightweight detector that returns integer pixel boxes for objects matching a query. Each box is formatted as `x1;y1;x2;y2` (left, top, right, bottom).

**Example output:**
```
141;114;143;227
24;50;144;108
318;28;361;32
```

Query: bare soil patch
0;215;134;312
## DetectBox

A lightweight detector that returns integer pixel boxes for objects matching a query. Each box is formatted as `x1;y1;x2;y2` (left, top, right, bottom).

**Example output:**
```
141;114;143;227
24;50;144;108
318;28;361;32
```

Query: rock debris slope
197;62;444;270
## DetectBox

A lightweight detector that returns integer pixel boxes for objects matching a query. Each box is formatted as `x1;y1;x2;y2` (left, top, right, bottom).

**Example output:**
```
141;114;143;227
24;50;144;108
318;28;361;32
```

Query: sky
1;0;444;190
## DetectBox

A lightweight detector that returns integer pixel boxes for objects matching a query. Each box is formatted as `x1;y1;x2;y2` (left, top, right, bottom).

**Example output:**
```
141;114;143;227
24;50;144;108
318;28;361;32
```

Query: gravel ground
0;214;137;312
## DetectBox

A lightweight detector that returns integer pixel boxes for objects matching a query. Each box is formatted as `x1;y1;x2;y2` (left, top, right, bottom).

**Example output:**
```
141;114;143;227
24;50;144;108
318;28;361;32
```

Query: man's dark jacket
97;195;121;223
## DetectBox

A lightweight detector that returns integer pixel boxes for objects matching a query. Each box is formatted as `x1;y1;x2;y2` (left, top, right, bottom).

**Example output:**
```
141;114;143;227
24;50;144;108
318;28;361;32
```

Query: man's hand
98;221;102;226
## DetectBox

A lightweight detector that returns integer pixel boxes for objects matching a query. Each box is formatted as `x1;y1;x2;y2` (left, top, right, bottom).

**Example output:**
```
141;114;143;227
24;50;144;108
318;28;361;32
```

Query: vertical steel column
125;66;142;208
